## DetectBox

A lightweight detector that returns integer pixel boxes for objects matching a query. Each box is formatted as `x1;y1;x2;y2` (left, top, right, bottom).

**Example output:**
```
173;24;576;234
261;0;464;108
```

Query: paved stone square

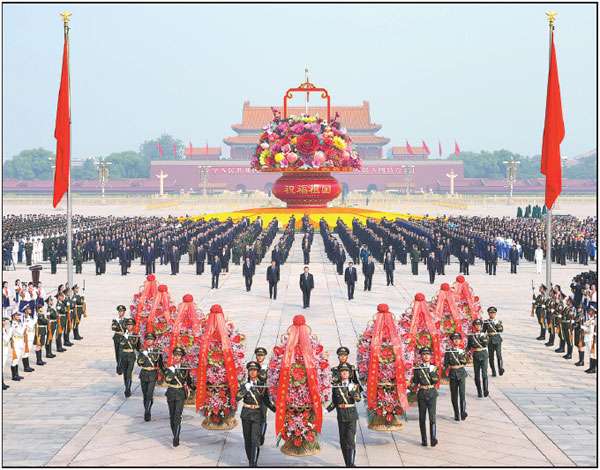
2;229;596;467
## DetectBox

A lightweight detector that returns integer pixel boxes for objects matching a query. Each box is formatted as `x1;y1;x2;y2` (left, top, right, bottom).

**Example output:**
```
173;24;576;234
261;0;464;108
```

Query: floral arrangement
250;110;361;171
268;316;331;456
357;305;414;428
129;274;159;338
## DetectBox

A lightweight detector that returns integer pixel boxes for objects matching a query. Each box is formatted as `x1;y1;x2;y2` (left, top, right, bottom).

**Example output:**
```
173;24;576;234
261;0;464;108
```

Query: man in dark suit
363;256;375;291
211;255;222;288
410;244;420;275
427;252;437;284
336;247;346;275
242;257;255;292
266;260;280;300
170;246;180;275
119;244;129;276
195;245;205;275
383;252;395;286
509;245;519;274
144;245;154;275
299;266;314;308
488;246;498;276
303;238;311;264
271;246;281;267
344;262;358;300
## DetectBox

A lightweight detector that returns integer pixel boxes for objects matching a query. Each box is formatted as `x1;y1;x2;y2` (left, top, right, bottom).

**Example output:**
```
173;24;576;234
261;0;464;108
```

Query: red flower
266;156;276;167
294;429;302;436
306;432;315;442
381;348;393;360
213;407;220;415
237;352;245;359
179;335;191;347
296;132;320;155
156;322;166;330
203;408;209;416
404;362;412;370
269;387;277;395
130;305;135;311
395;406;403;414
273;346;283;356
386;405;394;413
386;413;394;422
302;411;310;418
319;361;328;370
269;362;277;370
315;345;323;355
213;415;220;423
291;366;306;382
359;365;367;371
233;335;241;343
281;431;289;441
224;408;230;415
358;346;367;354
293;437;302;447
211;350;223;363
322;137;334;147
376;408;383;416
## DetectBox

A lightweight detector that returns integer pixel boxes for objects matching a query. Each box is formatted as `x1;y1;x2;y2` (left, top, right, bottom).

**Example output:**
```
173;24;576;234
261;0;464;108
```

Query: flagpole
63;11;74;289
305;68;308;115
545;11;555;295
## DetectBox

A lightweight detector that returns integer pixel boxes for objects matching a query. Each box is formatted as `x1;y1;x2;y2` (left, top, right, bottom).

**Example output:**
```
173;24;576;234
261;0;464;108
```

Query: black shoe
11;366;21;381
476;384;483;398
173;425;181;447
22;358;35;372
498;360;505;376
430;423;438;447
483;378;489;397
491;369;497;377
144;400;152;421
74;335;83;340
117;365;123;375
460;400;468;420
124;388;131;398
2;381;8;390
347;449;356;467
563;353;572;359
555;348;565;353
35;350;46;366
575;351;585;366
536;335;545;340
249;446;258;466
544;341;554;347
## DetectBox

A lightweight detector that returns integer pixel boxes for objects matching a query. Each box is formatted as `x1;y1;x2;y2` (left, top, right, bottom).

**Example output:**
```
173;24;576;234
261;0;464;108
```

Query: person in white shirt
584;307;596;373
10;311;26;380
534;247;544;274
3;317;12;389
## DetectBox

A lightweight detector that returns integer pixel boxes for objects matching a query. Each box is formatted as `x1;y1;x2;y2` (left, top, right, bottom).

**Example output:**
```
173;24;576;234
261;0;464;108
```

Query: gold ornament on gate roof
546;9;557;24
60;10;72;24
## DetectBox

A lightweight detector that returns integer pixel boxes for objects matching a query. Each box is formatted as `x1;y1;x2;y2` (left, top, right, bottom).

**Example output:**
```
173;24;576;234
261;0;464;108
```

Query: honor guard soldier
408;347;439;447
3;317;12;389
574;306;586;366
10;311;26;381
63;287;75;346
332;346;361;390
443;332;468;421
554;293;567;354
21;305;36;372
561;297;575;360
326;363;361;467
467;319;489;397
72;285;85;340
544;289;557;347
45;296;57;359
164;347;196;447
34;305;48;366
534;284;547;341
483;307;504;376
111;305;127;374
253;347;269;445
119;318;141;397
584;306;596;373
58;290;73;348
236;361;276;467
137;332;164;421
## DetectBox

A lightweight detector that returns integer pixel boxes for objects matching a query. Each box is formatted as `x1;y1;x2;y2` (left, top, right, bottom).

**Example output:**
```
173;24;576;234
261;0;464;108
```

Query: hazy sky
2;3;596;161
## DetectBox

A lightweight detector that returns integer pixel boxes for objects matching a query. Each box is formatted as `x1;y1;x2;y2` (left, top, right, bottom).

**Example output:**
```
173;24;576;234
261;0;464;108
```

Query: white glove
245;382;253;391
124;333;129;339
429;364;435;372
168;366;175;372
143;350;148;357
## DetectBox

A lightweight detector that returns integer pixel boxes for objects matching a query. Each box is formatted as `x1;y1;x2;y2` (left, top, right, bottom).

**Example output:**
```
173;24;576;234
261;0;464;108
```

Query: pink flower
261;143;270;150
291;123;305;134
286;152;299;163
280;159;289;169
281;143;291;154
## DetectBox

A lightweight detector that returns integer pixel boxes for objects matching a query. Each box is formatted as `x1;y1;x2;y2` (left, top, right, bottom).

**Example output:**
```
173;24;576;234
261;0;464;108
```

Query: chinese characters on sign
283;184;332;195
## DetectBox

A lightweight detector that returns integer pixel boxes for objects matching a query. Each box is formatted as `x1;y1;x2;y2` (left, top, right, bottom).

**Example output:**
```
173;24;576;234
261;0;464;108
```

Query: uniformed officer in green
483;307;504;377
254;347;269;445
236;360;276;467
111;305;127;375
48;244;58;274
561;297;575;360
45;296;57;359
574;305;586;366
332;346;361;391
408;347;439;447
73;245;83;274
554;293;567;353
326;363;361;467
72;285;85;340
534;284;547;340
24;238;33;266
119;318;141;397
165;347;195;447
544;289;557;347
55;291;68;351
62;287;74;347
138;332;164;421
443;332;468;421
34;305;48;366
467;318;489;398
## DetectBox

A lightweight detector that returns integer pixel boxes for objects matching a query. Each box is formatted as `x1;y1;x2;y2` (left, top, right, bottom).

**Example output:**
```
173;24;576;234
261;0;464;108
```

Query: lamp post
502;156;521;199
48;157;56;180
94;158;112;200
156;170;168;197
446;168;458;197
403;164;414;197
198;164;212;197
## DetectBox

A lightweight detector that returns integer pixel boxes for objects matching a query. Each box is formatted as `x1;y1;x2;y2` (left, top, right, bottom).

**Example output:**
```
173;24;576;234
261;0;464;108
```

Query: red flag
205;141;209;157
158;141;164;157
406;140;414;155
439;140;442;158
173;142;177;158
422;140;430;154
541;35;565;210
189;140;193;158
53;34;70;208
455;141;460;156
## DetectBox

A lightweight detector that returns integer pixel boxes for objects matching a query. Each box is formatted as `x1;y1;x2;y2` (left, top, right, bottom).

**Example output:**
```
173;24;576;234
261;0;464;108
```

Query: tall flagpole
305;68;308;115
62;10;74;288
545;9;556;295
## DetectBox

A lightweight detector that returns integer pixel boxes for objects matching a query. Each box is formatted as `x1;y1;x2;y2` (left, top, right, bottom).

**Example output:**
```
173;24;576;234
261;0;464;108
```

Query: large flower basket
357;304;412;431
166;294;204;400
145;284;176;386
195;305;246;429
452;276;483;366
430;283;465;385
130;274;159;338
402;294;442;391
269;315;331;456
251;110;361;208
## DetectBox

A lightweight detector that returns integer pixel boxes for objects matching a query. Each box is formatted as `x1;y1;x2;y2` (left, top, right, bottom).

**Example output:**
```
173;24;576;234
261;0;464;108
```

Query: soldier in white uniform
10;311;25;381
584;306;596;373
3;316;12;389
21;305;36;373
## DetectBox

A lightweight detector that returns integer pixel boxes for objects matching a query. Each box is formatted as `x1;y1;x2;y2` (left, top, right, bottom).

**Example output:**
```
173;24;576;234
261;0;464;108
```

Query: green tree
517;206;523;217
450;149;542;179
139;133;184;161
563;153;597;179
71;158;98;180
524;205;531;218
106;151;149;179
2;148;54;180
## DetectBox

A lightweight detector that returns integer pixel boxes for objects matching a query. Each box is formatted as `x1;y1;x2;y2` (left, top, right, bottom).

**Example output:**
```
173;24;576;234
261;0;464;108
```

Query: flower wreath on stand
145;284;177;385
130;274;159;339
402;294;442;404
166;294;204;405
430;283;464;384
268;315;332;456
357;304;412;430
195;304;246;430
452;276;483;365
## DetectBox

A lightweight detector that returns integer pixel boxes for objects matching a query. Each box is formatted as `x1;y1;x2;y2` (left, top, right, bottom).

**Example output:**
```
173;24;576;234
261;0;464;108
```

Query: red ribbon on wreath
146;284;173;335
367;304;410;411
434;283;464;346
167;294;201;367
133;274;158;334
453;275;479;320
275;315;323;436
195;304;239;411
408;294;442;388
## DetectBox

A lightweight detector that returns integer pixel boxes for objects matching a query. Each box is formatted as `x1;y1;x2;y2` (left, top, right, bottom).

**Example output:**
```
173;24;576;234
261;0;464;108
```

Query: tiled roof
184;147;222;156
223;134;389;146
232;101;382;131
392;146;430;155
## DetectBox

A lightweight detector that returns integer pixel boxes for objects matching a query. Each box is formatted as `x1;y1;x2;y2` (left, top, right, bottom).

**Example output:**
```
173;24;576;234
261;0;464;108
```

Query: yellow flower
333;136;347;150
307;116;316;122
291;137;297;146
274;152;285;163
259;155;266;165
260;149;271;158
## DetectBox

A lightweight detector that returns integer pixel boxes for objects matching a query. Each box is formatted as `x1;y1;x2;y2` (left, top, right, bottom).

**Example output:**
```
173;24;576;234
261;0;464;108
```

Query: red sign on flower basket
407;294;442;388
133;274;159;335
453;276;481;321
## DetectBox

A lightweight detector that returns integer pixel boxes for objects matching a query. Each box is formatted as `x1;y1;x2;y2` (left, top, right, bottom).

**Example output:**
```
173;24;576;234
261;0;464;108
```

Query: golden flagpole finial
60;10;71;24
546;9;557;24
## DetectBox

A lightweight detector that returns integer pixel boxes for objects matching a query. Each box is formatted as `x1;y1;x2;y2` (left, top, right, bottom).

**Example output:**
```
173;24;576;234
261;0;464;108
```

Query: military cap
144;332;156;340
73;284;79;290
247;361;260;370
590;305;597;312
336;346;350;355
22;305;31;312
338;363;351;372
254;347;267;356
126;318;136;326
172;347;185;356
540;284;547;290
450;332;461;340
419;347;432;355
473;318;483;326
11;310;21;318
487;306;497;314
117;305;126;312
